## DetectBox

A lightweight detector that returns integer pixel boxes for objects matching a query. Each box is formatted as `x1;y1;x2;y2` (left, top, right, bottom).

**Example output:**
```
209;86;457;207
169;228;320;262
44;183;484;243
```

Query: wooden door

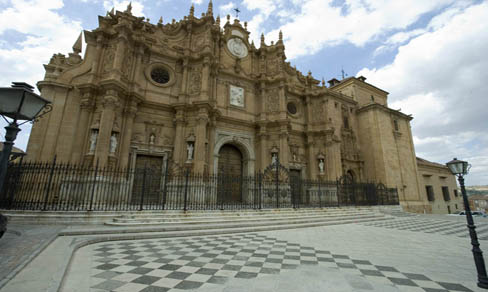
218;144;243;202
290;169;301;206
132;155;164;204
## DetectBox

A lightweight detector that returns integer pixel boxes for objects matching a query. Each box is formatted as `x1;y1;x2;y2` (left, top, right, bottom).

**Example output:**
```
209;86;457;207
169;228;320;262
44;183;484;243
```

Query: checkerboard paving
361;217;488;240
89;233;473;292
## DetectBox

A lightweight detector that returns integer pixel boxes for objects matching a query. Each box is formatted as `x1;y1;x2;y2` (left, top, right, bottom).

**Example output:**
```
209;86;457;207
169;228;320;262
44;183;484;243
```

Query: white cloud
103;0;145;17
219;1;235;15
0;0;83;150
262;0;456;59
358;2;488;185
192;0;204;4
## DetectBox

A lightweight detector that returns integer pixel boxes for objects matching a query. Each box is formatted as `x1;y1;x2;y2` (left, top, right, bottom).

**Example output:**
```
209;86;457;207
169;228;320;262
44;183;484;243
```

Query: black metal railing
0;161;399;211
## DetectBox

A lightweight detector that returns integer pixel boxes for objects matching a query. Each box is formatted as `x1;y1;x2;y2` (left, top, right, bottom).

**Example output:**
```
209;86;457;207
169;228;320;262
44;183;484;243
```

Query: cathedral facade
25;3;428;212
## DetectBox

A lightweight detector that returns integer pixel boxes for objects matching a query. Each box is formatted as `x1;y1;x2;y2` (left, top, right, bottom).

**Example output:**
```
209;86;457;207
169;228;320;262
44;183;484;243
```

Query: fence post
42;156;57;211
258;171;262;210
139;162;147;211
336;179;340;207
275;160;279;209
183;168;189;211
162;156;169;210
318;178;322;208
88;159;99;211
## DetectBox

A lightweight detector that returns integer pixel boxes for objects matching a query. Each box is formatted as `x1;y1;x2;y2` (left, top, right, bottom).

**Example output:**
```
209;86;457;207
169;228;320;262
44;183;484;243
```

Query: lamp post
446;158;488;289
0;82;51;203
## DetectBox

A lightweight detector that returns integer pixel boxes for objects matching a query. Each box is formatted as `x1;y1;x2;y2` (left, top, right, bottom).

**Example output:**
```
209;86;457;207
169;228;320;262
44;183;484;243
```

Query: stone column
279;123;289;168
207;116;217;175
258;123;268;171
194;108;209;173
113;34;128;73
94;90;119;167
88;35;104;82
201;57;210;100
278;81;287;120
71;93;95;164
178;59;189;103
119;100;138;169
306;134;316;179
325;138;343;180
173;109;186;164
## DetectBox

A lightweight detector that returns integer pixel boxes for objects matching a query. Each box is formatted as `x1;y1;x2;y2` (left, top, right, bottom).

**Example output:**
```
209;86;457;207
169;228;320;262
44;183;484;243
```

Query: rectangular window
394;120;399;131
426;186;435;201
343;116;349;129
454;189;458;197
442;186;450;201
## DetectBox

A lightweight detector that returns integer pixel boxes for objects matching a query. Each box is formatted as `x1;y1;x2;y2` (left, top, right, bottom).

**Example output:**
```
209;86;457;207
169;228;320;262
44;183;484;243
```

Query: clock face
227;38;248;58
229;85;244;107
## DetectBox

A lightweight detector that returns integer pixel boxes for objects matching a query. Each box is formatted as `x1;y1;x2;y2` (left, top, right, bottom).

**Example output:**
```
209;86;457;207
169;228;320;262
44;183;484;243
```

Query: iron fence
0;161;399;211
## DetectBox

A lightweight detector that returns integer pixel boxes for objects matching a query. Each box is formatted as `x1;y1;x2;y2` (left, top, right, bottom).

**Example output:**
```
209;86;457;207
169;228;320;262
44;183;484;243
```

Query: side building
417;157;462;214
23;3;429;212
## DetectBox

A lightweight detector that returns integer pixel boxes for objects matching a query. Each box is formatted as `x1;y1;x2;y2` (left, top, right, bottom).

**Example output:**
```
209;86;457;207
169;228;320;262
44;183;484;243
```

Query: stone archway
213;131;255;176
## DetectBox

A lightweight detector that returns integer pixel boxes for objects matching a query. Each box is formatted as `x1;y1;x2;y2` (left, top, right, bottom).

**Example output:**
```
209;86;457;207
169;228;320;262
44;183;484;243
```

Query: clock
229;85;244;107
227;38;248;58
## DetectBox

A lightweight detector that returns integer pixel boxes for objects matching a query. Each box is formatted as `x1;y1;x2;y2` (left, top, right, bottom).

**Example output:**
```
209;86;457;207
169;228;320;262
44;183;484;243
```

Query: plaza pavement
1;212;487;292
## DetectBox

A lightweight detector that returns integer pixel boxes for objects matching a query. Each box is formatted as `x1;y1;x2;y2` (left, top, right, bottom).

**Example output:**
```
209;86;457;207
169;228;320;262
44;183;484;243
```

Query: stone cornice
357;103;413;121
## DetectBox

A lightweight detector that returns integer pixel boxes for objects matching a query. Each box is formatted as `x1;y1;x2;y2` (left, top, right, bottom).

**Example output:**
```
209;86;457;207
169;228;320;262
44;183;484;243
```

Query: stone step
110;211;381;224
61;214;389;236
107;212;384;226
2;205;401;224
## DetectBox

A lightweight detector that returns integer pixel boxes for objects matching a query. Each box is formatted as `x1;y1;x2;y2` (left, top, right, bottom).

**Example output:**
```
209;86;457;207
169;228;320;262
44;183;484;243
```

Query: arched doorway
218;144;243;202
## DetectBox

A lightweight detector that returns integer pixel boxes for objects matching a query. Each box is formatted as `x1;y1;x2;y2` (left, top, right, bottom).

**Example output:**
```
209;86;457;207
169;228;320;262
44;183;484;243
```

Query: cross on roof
234;8;241;18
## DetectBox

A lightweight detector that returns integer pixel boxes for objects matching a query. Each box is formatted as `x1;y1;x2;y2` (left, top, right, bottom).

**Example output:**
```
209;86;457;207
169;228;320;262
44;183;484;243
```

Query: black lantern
0;82;51;207
446;158;470;176
446;158;488;289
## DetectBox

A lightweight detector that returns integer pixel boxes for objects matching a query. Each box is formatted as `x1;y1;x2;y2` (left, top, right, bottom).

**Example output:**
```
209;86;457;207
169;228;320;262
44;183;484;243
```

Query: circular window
150;67;170;84
287;102;297;115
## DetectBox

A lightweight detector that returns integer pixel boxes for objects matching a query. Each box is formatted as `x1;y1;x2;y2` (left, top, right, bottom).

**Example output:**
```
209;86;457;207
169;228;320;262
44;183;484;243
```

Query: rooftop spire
207;0;213;16
279;30;283;41
125;2;132;14
261;33;265;46
158;16;163;25
216;15;220;26
190;4;195;17
72;32;82;55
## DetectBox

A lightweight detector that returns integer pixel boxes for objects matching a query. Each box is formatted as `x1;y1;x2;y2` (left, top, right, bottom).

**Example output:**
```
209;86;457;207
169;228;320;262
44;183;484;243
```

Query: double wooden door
217;144;243;203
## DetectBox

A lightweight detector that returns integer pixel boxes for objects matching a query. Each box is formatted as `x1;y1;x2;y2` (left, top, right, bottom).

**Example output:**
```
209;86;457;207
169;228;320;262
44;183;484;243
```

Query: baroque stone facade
25;3;429;212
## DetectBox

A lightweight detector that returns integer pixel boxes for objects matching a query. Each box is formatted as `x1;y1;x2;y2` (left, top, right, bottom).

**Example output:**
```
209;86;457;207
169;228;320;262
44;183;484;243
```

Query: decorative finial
207;0;213;16
279;30;283;41
322;77;325;87
244;22;248;29
172;18;176;24
110;7;115;15
271;41;274;45
226;14;230;23
308;70;312;77
216;15;220;26
261;33;265;46
125;2;132;14
190;4;195;17
158;16;163;25
72;32;82;55
146;18;150;22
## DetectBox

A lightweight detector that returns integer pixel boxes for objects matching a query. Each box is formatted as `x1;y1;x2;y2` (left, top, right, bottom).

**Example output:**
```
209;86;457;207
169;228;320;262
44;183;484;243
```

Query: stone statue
89;130;98;152
110;133;117;153
271;153;278;165
187;143;194;160
149;134;155;145
319;159;325;173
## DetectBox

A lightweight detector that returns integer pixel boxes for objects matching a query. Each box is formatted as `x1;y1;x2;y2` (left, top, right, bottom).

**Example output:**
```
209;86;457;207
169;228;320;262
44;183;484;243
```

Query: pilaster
94;90;119;167
194;107;209;173
119;100;138;168
71;92;95;164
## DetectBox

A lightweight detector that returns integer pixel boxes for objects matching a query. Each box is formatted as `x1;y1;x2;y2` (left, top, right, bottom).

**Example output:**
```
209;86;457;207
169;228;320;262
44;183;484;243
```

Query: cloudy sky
0;0;486;185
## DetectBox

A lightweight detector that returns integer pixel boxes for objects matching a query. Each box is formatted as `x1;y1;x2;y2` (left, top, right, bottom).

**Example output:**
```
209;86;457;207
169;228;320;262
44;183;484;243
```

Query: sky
0;0;487;186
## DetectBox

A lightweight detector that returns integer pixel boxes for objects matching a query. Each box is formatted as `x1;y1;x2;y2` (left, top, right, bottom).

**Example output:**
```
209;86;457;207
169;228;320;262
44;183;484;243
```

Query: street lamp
446;158;488;289
0;82;51;202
